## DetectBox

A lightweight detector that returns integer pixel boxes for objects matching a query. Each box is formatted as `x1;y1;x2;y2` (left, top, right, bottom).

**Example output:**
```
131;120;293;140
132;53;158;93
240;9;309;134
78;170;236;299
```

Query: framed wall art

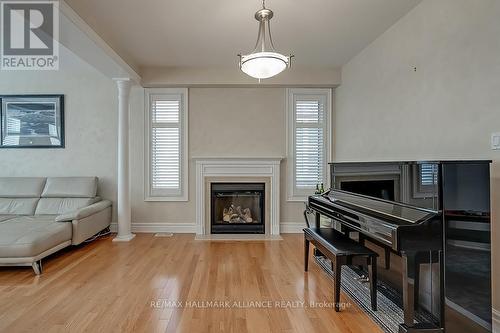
0;95;64;148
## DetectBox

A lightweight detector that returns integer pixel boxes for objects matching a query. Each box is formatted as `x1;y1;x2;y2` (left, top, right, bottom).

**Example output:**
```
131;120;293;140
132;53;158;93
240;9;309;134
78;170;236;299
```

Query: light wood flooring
0;234;383;333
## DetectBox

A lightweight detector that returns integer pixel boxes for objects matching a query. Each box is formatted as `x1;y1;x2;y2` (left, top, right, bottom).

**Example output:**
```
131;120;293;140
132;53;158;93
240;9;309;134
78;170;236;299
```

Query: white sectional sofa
0;177;112;274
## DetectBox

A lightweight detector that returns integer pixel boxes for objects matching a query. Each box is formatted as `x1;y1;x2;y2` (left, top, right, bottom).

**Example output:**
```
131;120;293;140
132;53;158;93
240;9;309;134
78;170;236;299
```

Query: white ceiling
65;0;421;73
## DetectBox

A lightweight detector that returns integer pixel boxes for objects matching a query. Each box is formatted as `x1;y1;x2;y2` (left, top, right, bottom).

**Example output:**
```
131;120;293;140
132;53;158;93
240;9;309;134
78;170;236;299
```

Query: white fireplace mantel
194;157;283;235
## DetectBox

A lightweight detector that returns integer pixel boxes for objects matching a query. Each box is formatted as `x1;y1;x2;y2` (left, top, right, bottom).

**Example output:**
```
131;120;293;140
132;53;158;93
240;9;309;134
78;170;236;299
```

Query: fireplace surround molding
194;157;283;236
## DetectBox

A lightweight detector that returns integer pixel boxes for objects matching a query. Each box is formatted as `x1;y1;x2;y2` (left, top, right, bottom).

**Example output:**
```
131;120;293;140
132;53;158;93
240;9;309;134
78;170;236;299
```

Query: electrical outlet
492;133;500;150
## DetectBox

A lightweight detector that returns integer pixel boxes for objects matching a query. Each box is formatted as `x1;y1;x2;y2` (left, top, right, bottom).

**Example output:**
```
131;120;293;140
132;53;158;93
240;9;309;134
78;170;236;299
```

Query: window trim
144;88;189;201
286;88;332;202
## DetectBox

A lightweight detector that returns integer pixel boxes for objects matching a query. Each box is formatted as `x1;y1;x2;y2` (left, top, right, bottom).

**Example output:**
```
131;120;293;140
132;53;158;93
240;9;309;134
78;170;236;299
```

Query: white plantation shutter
146;89;188;200
287;89;330;200
152;126;180;189
295;100;325;188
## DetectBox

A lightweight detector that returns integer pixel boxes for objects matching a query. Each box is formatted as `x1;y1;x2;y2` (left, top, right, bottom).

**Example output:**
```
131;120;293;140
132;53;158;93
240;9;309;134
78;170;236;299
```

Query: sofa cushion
0;177;46;198
0;216;72;258
41;177;98;198
0;198;40;215
35;197;99;215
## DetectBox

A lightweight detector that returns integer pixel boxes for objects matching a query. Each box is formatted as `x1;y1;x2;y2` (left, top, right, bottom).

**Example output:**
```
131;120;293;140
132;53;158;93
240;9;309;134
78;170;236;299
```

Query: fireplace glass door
211;183;265;234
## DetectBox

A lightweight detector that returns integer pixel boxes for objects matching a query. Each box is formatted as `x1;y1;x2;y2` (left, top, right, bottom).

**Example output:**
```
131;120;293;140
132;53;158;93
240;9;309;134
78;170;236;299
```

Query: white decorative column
113;78;135;242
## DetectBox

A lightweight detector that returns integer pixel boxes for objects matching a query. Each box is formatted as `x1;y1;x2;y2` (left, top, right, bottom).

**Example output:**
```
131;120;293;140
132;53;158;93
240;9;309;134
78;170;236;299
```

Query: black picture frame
0;95;65;148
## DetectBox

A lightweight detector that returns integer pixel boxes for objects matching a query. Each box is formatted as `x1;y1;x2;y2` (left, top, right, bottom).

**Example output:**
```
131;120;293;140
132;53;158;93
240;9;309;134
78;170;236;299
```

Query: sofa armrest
56;200;112;222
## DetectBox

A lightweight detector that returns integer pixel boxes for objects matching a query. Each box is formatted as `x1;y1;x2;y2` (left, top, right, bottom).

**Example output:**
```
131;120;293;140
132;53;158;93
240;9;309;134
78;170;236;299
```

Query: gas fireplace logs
222;205;254;223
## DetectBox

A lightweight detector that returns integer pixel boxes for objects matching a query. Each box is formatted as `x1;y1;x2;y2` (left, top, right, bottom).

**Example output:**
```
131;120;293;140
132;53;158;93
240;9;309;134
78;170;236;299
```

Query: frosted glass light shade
240;52;289;79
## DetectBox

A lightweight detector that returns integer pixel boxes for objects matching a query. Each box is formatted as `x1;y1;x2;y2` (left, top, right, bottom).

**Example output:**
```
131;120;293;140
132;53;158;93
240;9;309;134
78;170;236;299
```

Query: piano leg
401;253;415;327
368;256;377;311
439;250;445;329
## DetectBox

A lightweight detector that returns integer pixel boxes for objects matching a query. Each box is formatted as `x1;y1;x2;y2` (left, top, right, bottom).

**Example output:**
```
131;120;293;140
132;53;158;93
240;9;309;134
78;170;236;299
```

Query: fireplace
211;183;265;234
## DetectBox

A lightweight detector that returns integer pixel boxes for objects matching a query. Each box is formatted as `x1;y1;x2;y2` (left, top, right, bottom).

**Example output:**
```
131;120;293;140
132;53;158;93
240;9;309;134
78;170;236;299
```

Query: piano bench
304;227;378;312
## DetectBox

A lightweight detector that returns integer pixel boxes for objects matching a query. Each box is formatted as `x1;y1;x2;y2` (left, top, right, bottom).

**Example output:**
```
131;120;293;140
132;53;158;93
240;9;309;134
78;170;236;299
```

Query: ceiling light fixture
238;0;293;80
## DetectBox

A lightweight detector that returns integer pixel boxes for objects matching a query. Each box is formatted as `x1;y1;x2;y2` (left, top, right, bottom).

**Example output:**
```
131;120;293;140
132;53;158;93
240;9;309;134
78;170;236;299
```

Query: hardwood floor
0;234;383;333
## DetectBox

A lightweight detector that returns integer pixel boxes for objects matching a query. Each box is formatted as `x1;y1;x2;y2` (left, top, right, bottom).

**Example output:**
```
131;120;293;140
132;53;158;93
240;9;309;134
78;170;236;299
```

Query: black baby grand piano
308;161;492;333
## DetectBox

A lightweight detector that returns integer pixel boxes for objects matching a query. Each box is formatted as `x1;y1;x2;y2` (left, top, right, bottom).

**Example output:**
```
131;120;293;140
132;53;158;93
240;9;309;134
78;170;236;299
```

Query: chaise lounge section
0;177;112;274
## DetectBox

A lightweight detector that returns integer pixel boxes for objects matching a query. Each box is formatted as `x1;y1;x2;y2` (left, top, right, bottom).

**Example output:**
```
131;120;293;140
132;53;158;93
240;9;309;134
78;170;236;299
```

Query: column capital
113;77;131;86
114;78;132;97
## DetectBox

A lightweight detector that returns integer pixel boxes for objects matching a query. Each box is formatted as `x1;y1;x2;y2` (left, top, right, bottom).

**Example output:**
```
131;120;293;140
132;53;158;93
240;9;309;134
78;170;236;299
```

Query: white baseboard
110;222;196;234
493;308;500;333
280;222;306;233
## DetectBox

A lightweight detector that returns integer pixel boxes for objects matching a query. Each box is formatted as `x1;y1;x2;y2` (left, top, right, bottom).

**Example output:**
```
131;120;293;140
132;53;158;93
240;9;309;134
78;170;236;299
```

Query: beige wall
130;87;306;230
335;0;500;311
0;48;118;210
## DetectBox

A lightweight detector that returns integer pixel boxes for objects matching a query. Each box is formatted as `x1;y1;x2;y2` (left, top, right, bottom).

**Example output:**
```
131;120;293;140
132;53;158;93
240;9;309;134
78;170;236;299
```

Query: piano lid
324;189;437;226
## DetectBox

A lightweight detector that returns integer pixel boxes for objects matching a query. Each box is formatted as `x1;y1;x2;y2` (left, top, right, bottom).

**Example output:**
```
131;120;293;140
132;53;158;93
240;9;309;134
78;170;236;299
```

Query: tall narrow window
287;89;331;201
145;88;188;201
